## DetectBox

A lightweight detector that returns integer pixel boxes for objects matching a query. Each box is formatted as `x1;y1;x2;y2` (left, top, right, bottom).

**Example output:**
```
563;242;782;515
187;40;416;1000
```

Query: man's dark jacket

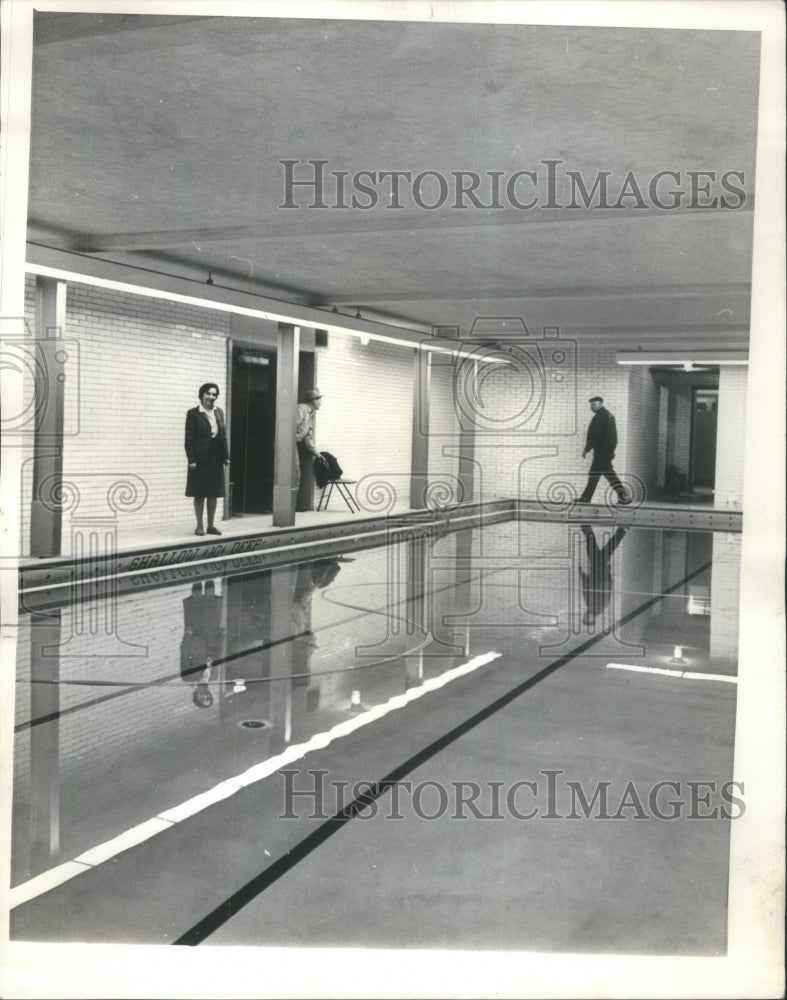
313;451;343;489
584;407;618;457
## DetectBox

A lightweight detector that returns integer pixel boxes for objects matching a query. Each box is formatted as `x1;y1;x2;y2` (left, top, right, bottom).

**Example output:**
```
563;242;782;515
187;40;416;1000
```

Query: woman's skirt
185;437;225;498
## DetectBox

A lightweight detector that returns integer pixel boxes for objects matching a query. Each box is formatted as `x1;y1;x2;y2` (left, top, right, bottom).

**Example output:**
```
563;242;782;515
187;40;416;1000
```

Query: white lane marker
606;663;737;684
157;780;241;823
9;650;502;909
74;818;175;866
9;862;93;909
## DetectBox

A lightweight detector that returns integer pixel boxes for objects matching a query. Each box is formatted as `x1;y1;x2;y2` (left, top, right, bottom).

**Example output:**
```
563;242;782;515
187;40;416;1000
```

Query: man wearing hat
579;396;630;504
295;388;326;508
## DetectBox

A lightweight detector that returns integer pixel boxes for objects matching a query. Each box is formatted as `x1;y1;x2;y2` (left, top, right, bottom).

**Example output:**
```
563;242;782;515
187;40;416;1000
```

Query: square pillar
272;323;300;526
410;349;430;509
29;277;68;557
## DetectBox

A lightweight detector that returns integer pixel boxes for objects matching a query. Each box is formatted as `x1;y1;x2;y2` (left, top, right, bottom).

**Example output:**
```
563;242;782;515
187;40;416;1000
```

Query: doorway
230;345;316;515
690;388;718;495
230;347;276;514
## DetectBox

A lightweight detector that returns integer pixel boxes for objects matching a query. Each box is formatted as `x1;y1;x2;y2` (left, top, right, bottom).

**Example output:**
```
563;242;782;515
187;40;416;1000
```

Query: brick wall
625;366;661;501
19;277;37;554
20;278;746;549
672;385;693;474
315;333;462;512
427;358;464;500
20;283;473;548
710;532;742;661
471;347;631;504
21;278;230;553
714;367;748;510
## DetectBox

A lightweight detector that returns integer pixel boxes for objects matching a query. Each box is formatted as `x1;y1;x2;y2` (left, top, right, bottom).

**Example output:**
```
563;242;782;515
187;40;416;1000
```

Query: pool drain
237;719;270;731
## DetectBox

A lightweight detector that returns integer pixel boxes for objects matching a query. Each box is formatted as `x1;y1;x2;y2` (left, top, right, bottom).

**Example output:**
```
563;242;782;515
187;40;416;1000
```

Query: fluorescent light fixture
617;351;748;366
238;353;269;366
26;259;505;363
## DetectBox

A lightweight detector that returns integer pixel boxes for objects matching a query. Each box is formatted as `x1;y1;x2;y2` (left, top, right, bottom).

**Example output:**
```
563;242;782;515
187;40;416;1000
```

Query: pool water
11;518;740;952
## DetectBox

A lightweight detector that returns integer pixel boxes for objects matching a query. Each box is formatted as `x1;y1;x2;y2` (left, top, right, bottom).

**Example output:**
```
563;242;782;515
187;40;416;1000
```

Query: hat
305;387;323;401
588;395;604;403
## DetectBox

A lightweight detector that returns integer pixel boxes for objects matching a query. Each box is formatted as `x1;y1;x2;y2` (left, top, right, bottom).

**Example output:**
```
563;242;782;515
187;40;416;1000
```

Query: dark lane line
173;559;712;946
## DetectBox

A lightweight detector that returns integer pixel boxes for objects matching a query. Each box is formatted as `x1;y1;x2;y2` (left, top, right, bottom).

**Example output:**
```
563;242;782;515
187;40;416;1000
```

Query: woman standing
185;382;229;535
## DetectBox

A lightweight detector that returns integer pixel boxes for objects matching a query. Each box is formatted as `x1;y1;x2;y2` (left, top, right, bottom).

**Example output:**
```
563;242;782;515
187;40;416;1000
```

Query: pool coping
17;498;742;611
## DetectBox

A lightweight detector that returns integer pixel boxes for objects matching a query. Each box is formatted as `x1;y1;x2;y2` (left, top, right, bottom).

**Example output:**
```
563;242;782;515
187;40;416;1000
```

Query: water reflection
180;581;222;709
12;521;739;891
579;523;628;628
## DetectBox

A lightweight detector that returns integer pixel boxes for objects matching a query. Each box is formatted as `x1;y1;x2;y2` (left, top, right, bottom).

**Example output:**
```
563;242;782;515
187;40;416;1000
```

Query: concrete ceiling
27;13;761;348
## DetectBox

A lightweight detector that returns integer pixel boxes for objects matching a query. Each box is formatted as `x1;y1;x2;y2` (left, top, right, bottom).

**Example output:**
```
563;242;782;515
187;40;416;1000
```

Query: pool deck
17;496;742;604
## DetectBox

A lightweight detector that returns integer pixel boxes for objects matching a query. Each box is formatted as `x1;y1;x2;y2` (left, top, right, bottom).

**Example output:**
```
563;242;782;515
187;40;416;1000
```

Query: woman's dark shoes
194;527;205;536
206;526;222;535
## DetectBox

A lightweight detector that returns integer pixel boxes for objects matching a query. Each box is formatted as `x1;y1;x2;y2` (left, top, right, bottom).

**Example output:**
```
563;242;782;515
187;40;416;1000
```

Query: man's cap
588;395;604;403
305;387;323;401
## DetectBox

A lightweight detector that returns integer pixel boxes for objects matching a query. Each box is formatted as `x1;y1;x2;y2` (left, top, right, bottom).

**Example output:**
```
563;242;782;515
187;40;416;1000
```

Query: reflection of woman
185;382;229;536
180;580;224;708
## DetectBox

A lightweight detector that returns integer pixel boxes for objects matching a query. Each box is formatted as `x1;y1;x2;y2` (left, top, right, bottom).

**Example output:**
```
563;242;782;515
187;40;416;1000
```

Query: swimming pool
10;518;740;953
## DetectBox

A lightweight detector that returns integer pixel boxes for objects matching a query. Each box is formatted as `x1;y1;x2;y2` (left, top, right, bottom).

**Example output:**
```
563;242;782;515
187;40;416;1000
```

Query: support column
656;384;669;492
272;323;300;526
268;564;297;753
410;349;430;509
456;357;477;503
0;0;33;570
404;534;429;690
29;611;62;872
453;523;475;658
29;277;68;557
223;336;233;519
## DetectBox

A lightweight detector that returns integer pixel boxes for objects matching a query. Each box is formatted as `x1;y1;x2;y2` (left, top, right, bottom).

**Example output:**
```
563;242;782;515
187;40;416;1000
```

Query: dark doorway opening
690;387;718;495
230;347;276;514
230;346;317;515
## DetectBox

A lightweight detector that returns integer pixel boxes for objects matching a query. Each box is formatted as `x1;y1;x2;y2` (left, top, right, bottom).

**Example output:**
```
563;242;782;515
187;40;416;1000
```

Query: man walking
579;396;630;504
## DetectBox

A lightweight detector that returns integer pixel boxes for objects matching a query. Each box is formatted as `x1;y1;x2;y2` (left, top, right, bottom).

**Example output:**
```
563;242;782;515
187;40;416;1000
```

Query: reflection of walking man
579;396;630;504
580;524;627;626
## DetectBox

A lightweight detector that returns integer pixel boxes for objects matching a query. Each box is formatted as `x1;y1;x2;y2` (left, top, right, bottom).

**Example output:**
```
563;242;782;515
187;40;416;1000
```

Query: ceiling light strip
616;350;748;366
25;256;503;362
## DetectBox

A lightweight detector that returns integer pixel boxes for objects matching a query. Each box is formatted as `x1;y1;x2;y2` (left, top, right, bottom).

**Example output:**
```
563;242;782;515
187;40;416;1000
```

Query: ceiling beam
313;284;752;306
27;202;754;253
33;13;213;46
26;243;435;344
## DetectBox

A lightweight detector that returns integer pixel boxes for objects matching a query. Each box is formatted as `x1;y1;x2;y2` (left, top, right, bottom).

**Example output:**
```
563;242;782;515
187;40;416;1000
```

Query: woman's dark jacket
184;406;229;464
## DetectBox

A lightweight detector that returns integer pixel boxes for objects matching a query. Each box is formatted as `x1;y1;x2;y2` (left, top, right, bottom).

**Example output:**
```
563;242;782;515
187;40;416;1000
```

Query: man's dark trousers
580;452;626;503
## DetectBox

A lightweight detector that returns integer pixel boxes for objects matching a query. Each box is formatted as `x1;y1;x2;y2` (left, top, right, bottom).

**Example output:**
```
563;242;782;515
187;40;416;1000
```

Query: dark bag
313;450;343;488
